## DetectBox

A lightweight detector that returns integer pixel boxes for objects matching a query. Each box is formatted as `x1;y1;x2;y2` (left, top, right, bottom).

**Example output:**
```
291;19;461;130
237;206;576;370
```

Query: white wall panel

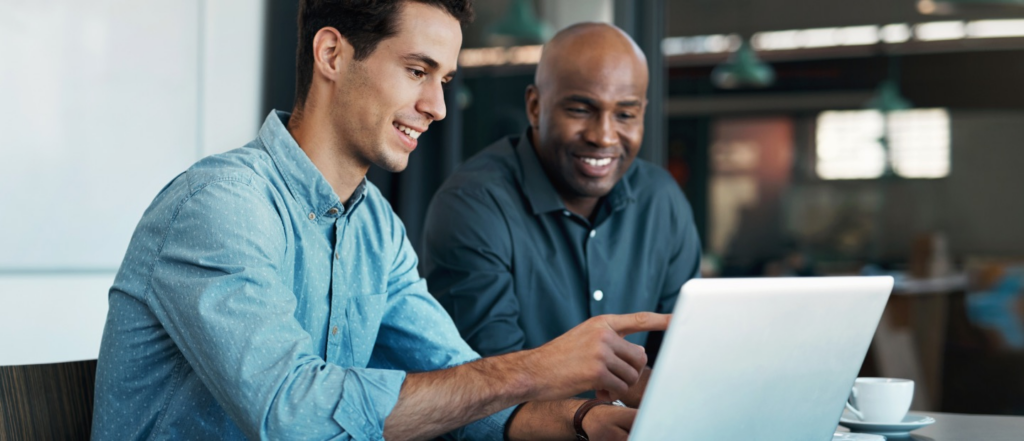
0;0;201;270
0;273;114;365
0;0;265;364
201;0;267;156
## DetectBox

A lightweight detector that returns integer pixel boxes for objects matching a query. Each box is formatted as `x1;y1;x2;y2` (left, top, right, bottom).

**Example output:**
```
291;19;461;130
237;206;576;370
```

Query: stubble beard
374;146;410;173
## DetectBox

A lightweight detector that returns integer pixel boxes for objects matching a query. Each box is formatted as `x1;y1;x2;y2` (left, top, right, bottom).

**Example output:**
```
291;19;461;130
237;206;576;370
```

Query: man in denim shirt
92;1;666;440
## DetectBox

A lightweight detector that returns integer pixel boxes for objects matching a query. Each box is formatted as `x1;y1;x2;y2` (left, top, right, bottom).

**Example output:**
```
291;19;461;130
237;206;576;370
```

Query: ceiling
664;0;1024;36
463;1;1024;47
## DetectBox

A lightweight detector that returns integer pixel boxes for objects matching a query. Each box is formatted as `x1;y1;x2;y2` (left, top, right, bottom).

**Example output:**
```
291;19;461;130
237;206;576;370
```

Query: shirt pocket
343;292;387;366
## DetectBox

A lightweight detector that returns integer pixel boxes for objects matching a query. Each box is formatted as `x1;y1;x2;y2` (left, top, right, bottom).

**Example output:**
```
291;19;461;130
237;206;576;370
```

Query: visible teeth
581;157;612;167
394;123;422;140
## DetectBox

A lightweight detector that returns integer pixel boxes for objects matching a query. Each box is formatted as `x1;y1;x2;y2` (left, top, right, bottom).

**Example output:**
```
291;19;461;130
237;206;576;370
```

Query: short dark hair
294;0;473;108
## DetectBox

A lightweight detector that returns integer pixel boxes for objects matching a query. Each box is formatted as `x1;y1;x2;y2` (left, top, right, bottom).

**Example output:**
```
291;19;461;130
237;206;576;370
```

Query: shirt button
589;230;597;238
334;252;339;260
563;210;571;217
332;326;338;335
327;207;339;215
308;212;316;220
593;290;604;301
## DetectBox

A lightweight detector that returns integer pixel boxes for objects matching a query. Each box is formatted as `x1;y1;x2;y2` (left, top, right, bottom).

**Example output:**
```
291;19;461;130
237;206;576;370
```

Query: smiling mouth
573;154;619;178
393;122;423;140
580;157;613;167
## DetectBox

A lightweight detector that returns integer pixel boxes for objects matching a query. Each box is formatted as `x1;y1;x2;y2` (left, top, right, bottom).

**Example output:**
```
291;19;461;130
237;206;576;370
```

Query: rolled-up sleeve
147;177;404;440
422;187;525;357
371;200;515;440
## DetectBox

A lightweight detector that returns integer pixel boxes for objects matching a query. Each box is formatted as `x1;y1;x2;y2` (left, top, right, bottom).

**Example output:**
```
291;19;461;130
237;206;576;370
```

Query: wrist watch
573;399;614;441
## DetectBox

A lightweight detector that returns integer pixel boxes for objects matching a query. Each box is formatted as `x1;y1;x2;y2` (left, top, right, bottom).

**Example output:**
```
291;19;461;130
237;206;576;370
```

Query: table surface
836;411;1024;440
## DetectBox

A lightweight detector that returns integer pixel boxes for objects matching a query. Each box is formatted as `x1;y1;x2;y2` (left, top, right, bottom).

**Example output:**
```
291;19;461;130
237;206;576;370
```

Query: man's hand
581;404;636;441
596;366;651;408
522;312;670;402
382;313;668;440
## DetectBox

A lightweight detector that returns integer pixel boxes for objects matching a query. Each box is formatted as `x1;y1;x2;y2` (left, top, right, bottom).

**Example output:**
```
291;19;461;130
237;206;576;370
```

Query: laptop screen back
630;276;893;441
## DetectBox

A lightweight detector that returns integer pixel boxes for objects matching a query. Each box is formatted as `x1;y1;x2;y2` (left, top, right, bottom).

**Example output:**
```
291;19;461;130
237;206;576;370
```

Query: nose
416;80;447;122
584;112;619;148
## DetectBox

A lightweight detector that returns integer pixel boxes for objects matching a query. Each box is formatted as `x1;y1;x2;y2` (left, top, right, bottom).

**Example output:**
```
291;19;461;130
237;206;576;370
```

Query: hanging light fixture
865;58;913;176
865;79;912;113
486;0;551;47
711;39;775;89
918;0;1024;15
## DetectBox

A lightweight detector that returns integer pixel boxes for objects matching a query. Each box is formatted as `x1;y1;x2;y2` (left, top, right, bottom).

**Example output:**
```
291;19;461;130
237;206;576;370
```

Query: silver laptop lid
630;276;893;441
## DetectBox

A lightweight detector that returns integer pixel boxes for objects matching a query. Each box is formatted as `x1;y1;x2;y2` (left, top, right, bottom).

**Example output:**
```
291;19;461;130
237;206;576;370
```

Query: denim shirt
92;111;512;440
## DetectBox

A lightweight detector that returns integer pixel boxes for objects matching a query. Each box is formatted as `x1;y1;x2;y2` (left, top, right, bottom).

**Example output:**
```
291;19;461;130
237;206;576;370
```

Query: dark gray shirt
422;131;702;357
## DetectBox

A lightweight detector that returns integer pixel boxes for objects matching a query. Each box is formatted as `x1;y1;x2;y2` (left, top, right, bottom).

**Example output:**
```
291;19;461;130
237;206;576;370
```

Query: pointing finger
603;312;671;336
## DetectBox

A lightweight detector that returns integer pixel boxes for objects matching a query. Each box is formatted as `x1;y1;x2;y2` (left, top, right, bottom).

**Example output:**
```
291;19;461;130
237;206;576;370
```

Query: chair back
0;359;97;441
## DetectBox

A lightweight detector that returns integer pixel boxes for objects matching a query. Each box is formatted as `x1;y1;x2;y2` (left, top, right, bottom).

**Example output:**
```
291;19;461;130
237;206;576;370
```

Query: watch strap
573;399;613;441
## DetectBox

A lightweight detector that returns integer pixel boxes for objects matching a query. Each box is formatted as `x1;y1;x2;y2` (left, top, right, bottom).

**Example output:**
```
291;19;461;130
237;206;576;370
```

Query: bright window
815;109;950;180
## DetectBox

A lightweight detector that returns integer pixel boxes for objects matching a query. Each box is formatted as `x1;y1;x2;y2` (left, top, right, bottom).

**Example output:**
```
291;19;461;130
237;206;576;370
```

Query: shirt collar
257;110;364;218
514;128;637;216
514;129;565;215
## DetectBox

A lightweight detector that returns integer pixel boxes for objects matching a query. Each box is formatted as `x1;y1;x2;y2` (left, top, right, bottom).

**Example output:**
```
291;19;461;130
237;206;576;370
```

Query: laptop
630;276;893;441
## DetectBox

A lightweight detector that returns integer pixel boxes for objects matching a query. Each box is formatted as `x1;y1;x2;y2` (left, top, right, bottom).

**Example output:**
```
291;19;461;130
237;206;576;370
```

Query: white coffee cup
845;377;914;423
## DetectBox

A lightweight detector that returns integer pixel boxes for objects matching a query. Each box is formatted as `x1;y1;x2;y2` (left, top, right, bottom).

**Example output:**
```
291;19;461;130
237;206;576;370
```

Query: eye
617;112;636;120
409;68;427;79
566;107;589;115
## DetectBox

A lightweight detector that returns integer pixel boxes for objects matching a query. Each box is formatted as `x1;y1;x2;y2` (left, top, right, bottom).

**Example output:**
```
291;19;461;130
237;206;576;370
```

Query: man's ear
312;27;354;84
525;84;541;129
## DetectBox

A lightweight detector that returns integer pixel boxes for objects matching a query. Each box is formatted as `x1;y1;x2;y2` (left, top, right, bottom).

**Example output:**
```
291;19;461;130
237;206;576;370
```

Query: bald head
535;22;648;92
525;22;650;218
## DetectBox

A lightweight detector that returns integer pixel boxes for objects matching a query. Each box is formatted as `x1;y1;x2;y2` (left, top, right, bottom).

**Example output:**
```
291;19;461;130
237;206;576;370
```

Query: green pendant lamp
865;79;912;113
487;0;551;46
711;39;775;89
865;58;913;176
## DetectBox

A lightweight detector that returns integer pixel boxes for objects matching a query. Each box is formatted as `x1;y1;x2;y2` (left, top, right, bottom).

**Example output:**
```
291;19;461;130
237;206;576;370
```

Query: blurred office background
2;0;1023;418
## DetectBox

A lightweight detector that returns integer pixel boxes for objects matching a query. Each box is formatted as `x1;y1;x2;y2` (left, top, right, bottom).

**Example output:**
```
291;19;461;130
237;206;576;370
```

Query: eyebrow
564;95;643;108
403;53;457;79
564;95;598;107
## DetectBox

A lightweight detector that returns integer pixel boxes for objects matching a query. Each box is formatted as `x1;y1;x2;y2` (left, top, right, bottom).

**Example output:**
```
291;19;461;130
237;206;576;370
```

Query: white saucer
834;432;887;440
839;411;936;437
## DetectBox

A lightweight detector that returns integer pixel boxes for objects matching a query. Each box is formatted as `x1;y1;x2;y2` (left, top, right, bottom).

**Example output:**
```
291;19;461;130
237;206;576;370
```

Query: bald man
422;23;702;407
